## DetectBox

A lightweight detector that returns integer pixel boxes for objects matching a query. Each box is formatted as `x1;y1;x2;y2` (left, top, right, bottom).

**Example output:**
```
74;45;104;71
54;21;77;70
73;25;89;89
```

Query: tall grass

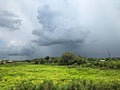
11;79;120;90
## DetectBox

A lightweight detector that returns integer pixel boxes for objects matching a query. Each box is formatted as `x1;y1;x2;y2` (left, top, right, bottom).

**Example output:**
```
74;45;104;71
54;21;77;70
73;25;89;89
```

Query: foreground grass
0;64;120;90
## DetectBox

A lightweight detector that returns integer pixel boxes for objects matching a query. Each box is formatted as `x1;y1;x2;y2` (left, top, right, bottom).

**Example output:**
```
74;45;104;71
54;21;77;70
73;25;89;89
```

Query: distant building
6;60;14;63
100;60;105;62
0;60;14;64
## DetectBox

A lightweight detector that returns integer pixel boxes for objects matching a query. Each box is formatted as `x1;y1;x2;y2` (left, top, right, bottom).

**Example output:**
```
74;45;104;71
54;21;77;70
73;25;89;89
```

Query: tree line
32;52;120;69
0;52;120;69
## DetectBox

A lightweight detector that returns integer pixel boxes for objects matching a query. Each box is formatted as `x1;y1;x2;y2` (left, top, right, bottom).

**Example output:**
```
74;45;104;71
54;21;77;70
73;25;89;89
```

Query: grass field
0;64;120;90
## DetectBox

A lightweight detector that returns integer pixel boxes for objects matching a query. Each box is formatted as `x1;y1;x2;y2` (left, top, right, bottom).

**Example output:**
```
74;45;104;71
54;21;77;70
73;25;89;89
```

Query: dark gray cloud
8;46;33;55
37;5;57;32
0;48;9;59
32;27;88;46
8;45;34;60
0;10;22;31
32;5;88;46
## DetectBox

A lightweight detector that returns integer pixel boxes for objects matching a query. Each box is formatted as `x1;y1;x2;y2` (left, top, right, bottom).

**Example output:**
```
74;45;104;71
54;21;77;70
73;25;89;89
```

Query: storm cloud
0;0;120;59
0;10;22;31
8;45;34;60
32;4;88;46
31;0;120;57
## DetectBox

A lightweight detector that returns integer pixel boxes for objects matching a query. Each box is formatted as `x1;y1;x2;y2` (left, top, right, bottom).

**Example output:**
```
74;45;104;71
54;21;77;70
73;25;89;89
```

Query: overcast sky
0;0;120;59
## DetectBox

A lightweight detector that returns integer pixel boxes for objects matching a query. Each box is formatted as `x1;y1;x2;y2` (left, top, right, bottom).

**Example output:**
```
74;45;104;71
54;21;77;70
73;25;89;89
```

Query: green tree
45;56;50;63
61;52;76;65
74;56;86;65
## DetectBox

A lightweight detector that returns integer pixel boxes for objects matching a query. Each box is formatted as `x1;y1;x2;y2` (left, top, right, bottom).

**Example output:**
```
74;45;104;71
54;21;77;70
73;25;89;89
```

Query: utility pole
108;50;111;58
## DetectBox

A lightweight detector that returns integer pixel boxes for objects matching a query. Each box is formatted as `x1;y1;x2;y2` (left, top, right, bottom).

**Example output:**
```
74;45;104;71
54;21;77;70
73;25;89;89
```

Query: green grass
0;64;120;90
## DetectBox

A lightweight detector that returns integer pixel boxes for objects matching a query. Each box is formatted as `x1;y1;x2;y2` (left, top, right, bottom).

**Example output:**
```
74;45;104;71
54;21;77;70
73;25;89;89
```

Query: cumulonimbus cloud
32;4;88;46
0;10;22;31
